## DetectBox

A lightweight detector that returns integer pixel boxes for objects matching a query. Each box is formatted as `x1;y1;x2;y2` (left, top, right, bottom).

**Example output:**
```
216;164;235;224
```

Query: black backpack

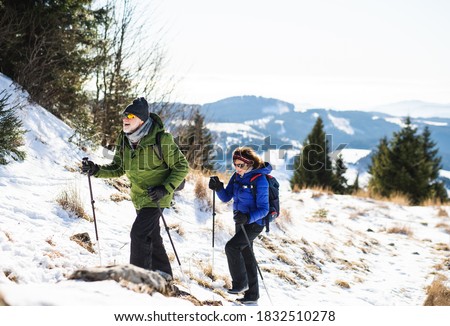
249;173;280;233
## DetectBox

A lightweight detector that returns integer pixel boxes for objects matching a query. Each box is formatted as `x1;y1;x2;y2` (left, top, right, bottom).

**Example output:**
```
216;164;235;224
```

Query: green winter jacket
94;113;189;210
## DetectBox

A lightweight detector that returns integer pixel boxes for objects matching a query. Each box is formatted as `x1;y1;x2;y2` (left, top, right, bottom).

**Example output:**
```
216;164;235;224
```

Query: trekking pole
156;201;181;267
212;189;216;268
212;190;216;248
82;157;102;266
240;224;273;305
155;200;192;293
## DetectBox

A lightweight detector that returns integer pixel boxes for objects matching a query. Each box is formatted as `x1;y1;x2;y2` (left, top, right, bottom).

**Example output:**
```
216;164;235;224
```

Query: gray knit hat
123;97;149;122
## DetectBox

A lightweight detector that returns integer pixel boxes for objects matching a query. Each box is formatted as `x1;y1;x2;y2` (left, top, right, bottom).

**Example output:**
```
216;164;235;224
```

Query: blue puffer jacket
217;162;271;226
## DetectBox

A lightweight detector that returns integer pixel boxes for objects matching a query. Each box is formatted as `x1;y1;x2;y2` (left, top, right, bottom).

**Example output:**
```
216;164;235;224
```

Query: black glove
147;185;168;202
233;211;248;225
81;160;99;176
209;176;224;191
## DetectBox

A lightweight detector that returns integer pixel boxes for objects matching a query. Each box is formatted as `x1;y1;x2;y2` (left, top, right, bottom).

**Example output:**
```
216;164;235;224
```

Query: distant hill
198;95;450;172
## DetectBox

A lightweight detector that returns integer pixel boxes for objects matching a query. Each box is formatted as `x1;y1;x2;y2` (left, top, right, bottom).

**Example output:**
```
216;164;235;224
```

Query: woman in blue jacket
209;147;271;304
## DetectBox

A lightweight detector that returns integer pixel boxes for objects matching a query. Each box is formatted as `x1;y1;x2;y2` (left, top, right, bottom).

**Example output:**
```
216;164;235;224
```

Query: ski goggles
122;112;136;119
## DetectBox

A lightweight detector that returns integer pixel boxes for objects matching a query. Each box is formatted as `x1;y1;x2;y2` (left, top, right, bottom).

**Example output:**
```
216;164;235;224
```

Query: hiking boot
236;297;258;305
227;285;249;294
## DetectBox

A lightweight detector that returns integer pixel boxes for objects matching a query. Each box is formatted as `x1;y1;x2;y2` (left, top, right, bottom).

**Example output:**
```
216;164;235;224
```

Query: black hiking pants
225;222;264;300
130;207;172;277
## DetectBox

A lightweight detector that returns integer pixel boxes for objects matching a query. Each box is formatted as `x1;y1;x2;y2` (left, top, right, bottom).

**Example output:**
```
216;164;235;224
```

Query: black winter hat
123;97;149;122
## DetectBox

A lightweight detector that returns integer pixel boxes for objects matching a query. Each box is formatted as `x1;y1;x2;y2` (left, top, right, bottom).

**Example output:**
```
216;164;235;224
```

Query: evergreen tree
291;116;346;192
177;109;215;171
369;117;448;204
368;137;392;197
333;154;348;194
421;126;448;203
0;91;26;165
0;0;105;121
351;173;360;193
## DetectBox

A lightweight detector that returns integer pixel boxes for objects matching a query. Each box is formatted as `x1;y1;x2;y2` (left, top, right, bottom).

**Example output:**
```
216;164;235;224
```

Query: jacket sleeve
248;175;269;223
94;134;125;178
159;132;189;193
217;174;235;203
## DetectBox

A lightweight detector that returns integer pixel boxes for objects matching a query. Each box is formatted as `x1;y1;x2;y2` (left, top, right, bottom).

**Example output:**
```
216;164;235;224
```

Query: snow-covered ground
1;74;450;323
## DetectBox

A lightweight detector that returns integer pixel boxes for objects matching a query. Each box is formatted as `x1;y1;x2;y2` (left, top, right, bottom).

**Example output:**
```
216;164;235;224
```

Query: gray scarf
125;118;153;145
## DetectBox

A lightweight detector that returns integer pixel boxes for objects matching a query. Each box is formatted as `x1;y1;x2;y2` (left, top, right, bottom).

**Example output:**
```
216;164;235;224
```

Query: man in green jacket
82;97;189;278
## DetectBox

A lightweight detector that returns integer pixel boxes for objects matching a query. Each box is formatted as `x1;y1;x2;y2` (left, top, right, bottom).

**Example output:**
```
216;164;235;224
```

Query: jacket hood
244;161;272;178
255;161;272;175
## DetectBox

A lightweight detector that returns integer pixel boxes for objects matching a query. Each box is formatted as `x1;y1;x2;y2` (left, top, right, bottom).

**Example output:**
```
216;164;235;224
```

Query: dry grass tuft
3;231;13;242
433;258;450;271
310;208;332;224
186;271;214;290
335;280;351;289
259;236;278;254
381;193;410;206
70;232;95;253
277;253;297;266
437;207;449;218
202;263;216;281
168;222;185;237
353;190;410;206
0;291;8;306
261;267;298;285
110;193;130;202
198;261;218;282
64;165;78;172
45;237;55;246
44;250;64;259
435;223;450;235
194;177;208;201
291;268;308;281
313;208;328;219
424;275;450;306
56;185;91;221
434;243;450;251
4;270;18;283
386;225;413;237
105;177;130;194
194;177;212;211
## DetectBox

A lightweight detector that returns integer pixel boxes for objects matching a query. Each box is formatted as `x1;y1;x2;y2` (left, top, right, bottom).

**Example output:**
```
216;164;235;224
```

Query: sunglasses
122;112;136;119
234;163;247;168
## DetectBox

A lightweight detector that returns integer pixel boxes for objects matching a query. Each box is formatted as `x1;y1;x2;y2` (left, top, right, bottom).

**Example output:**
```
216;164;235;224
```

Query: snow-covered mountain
1;74;450;319
198;95;450;186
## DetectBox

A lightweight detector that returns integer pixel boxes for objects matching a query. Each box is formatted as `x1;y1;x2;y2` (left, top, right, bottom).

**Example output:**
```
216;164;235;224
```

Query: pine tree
291;116;346;192
369;117;448;204
421;127;448;203
177;109;215;171
0;91;26;165
351;173;360;193
0;0;104;120
333;154;348;194
368;137;392;197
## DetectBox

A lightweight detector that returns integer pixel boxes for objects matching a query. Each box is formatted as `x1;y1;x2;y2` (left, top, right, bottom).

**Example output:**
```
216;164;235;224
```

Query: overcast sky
149;0;450;110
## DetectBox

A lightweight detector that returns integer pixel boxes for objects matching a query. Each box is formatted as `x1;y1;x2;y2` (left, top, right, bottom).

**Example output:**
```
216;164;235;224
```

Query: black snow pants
129;207;172;277
225;222;264;300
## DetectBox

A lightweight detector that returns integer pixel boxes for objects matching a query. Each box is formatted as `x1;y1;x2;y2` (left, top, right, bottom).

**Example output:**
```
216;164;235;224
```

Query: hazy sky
150;0;450;109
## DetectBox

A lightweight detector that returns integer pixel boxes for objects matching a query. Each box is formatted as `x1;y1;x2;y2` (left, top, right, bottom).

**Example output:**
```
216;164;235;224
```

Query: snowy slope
1;74;450;309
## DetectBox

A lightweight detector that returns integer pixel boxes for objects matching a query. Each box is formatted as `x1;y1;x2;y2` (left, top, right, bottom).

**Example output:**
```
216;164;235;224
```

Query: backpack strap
249;173;262;197
249;173;262;183
152;131;167;167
